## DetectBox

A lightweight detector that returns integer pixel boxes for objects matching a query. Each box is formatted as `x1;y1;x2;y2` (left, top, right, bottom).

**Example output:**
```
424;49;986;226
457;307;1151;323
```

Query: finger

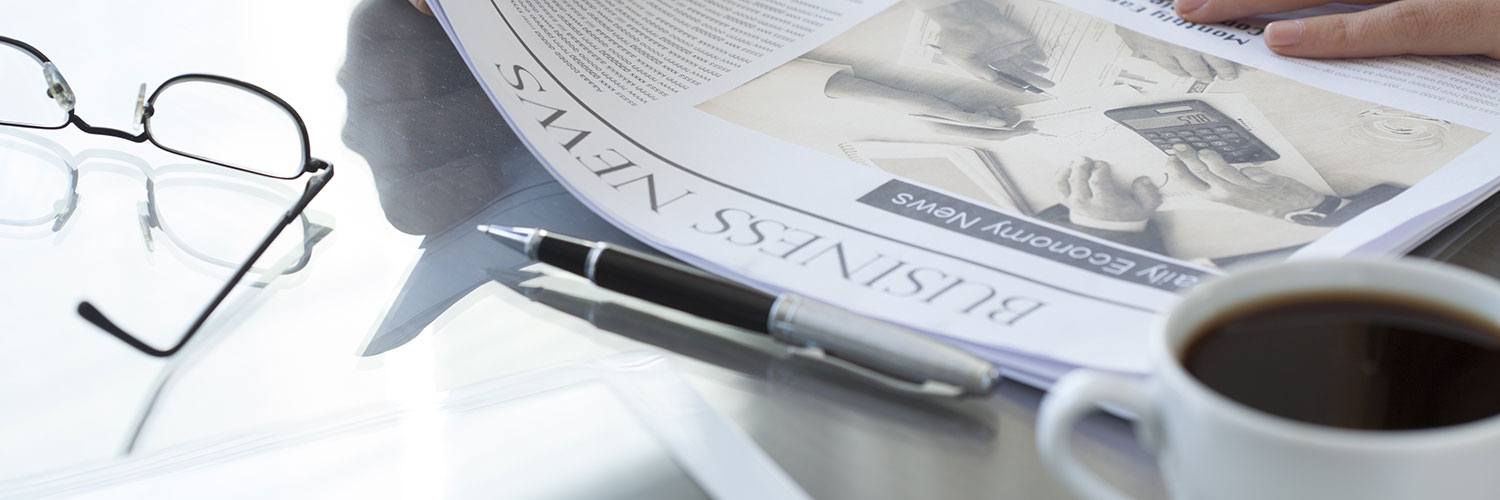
1015;59;1050;74
980;40;1042;64
990;61;1057;89
1023;44;1048;62
1056;166;1074;198
953;110;1016;129
996;120;1039;139
1240;166;1278;184
1174;54;1215;82
982;104;1023;126
1265;1;1500;58
1144;52;1191;78
1087;161;1115;195
1168;156;1212;192
1204;54;1238;81
1199;149;1259;187
928;120;1036;140
1070;159;1096;199
1172;144;1232;190
918;99;1015;129
409;0;434;15
1177;0;1387;24
1132;176;1164;210
921;112;1015;130
1021;70;1057;89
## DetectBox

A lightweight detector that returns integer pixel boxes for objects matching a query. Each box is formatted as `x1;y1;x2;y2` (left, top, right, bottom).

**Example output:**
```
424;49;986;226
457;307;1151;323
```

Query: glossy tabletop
5;1;1498;498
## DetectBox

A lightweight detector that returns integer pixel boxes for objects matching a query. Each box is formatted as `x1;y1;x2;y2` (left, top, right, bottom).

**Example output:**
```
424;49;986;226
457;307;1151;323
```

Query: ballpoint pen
479;225;1001;396
986;63;1052;96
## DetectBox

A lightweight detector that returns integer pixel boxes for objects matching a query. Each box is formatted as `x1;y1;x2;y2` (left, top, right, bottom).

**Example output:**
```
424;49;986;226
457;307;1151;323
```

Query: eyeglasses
0;36;335;358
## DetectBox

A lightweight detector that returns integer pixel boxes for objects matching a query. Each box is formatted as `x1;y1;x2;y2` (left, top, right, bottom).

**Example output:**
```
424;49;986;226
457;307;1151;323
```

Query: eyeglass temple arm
78;162;335;357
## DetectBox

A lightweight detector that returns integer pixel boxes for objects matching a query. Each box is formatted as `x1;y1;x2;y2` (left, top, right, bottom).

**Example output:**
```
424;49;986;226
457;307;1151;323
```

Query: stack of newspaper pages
429;0;1500;386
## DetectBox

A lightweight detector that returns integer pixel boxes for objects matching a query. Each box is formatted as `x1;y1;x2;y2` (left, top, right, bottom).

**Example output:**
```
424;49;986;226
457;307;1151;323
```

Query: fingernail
1266;21;1304;48
1176;0;1207;15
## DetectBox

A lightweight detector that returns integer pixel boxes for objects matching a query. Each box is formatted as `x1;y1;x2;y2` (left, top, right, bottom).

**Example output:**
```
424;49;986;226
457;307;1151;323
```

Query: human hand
903;98;1036;141
1176;0;1500;59
1167;144;1326;218
1055;158;1162;229
1115;26;1238;81
825;71;1022;129
409;0;432;15
924;0;1056;91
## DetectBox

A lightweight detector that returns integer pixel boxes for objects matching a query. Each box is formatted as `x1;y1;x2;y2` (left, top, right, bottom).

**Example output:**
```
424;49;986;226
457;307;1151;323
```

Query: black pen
479;225;1000;395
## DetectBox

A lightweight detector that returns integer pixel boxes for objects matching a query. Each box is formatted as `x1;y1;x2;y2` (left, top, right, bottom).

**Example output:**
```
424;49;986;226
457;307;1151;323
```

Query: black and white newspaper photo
698;0;1489;267
429;0;1500;379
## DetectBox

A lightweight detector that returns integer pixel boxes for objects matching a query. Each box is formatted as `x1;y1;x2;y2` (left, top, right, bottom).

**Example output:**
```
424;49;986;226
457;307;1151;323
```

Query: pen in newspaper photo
986;63;1052;96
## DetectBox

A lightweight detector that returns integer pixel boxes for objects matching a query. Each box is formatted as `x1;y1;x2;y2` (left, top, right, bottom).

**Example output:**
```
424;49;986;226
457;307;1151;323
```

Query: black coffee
1183;293;1500;430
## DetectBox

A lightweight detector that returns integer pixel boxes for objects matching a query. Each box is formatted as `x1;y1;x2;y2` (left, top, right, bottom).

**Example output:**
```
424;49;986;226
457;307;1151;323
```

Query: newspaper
428;0;1500;380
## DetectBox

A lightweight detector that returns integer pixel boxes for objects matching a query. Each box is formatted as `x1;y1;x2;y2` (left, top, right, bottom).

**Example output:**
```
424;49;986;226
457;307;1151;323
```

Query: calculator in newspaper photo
1106;100;1281;164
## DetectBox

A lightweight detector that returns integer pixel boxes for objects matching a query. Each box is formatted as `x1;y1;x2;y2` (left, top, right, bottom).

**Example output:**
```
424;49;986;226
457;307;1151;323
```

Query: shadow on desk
340;0;644;354
518;281;1000;441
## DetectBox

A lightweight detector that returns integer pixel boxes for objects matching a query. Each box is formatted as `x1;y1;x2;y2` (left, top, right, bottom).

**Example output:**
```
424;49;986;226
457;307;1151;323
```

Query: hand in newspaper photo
1167;144;1327;220
920;0;1056;91
1054;158;1163;229
824;69;1035;140
1114;25;1239;82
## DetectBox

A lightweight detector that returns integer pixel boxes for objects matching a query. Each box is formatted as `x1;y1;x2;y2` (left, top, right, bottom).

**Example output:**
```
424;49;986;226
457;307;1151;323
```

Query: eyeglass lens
148;80;307;178
0;43;68;129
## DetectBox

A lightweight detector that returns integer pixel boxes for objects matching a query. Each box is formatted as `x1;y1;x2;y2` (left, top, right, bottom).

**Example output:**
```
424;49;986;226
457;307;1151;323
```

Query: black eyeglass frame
0;35;336;358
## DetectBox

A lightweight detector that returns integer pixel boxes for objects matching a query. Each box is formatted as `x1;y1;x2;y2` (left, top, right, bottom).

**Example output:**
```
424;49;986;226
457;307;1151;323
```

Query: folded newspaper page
428;0;1500;381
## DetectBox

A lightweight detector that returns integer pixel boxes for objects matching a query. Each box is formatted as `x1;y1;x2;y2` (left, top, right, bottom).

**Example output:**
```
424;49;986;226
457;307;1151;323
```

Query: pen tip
478;224;528;236
478;224;536;252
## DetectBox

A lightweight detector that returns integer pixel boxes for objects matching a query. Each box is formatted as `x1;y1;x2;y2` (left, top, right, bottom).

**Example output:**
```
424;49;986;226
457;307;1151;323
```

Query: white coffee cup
1037;259;1500;500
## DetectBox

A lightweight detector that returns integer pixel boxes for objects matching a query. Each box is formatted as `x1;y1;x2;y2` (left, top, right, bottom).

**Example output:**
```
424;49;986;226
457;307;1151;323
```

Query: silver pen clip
782;344;966;398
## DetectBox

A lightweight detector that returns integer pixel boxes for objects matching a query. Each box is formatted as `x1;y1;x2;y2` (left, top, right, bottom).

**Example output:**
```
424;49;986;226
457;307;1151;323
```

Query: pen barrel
535;232;594;276
768;295;997;394
591;246;778;333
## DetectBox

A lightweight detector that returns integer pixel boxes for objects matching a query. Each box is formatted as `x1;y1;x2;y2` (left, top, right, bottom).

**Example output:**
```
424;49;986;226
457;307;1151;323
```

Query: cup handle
1037;371;1158;500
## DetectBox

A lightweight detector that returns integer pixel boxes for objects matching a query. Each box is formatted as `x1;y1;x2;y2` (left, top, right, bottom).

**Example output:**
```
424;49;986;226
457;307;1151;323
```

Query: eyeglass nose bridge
51;194;79;232
136;201;158;252
42;62;76;113
137;178;161;251
133;83;150;133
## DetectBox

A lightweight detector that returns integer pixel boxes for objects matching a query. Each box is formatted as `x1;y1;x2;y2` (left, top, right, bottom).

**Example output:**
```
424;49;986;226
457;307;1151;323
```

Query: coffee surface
1184;293;1500;430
